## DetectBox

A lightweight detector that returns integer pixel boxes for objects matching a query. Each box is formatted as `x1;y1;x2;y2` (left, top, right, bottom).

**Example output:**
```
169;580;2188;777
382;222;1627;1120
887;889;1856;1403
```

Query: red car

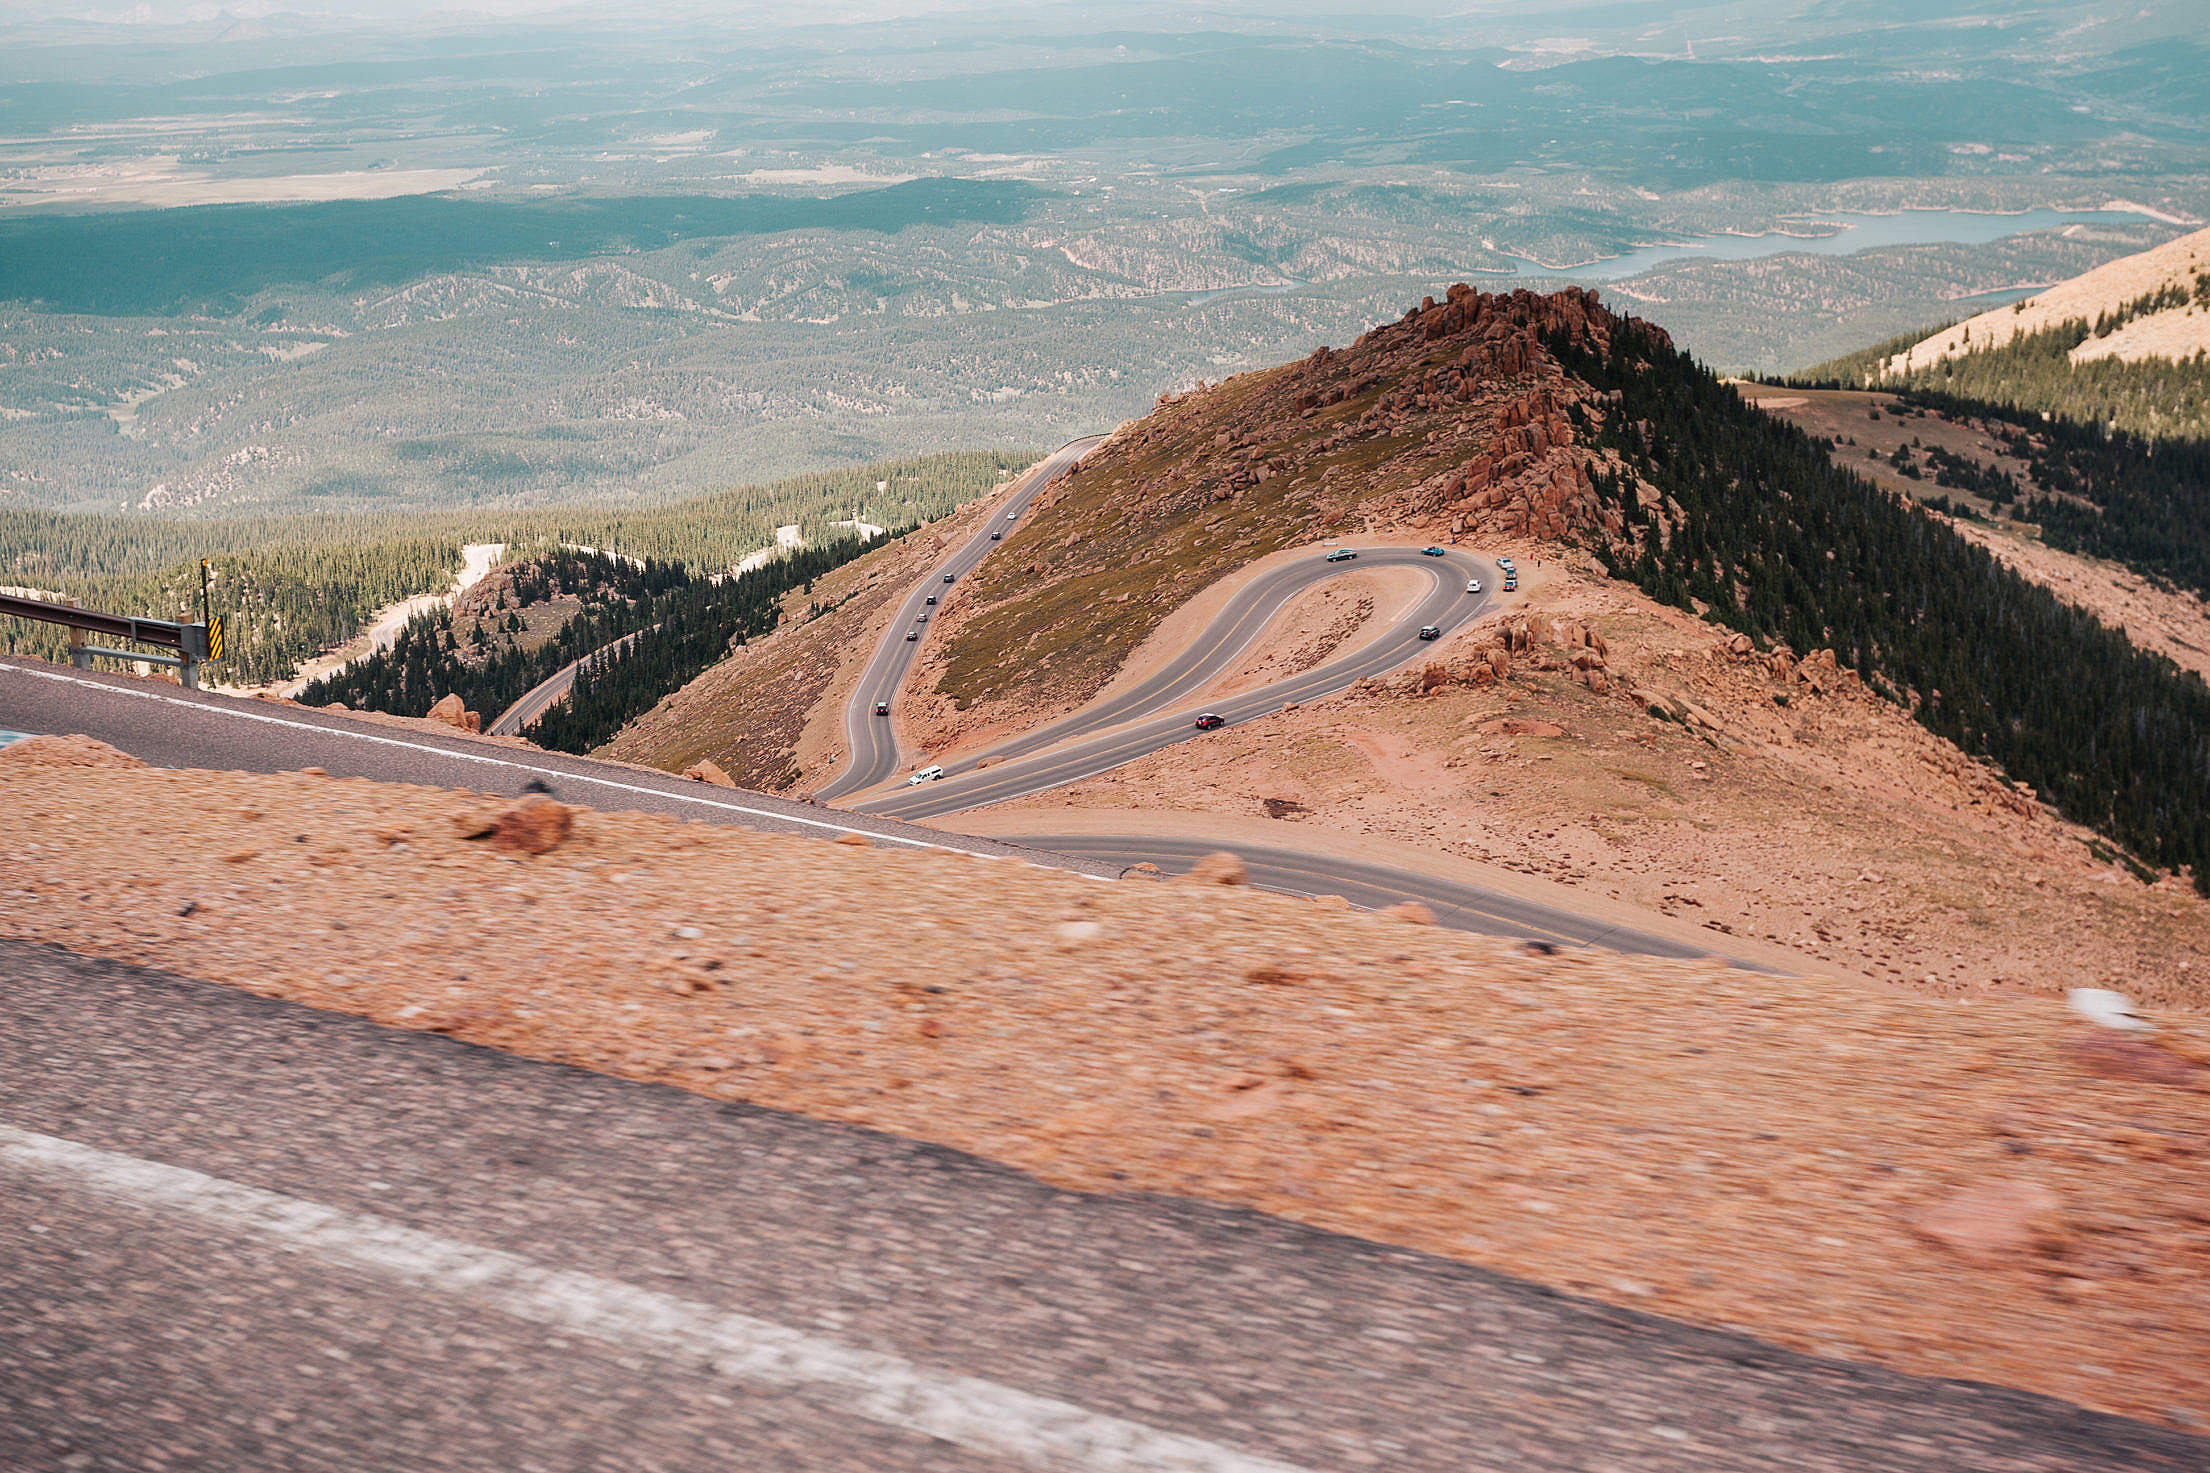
1193;713;1226;730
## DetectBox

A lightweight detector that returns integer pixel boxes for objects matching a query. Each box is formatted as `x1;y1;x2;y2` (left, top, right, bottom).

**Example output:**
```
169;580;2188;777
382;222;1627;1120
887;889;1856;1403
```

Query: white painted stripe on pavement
0;662;1100;876
0;1124;1317;1473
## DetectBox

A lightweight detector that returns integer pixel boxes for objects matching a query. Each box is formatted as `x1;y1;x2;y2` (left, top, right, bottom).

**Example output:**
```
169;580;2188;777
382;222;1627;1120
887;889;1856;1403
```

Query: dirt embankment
984;556;2210;1013
3;737;2206;1431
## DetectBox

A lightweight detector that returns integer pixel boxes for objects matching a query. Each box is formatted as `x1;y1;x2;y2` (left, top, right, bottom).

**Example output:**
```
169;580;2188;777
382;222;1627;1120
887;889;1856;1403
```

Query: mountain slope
922;284;2210;888
1803;224;2210;437
929;286;1634;724
1880;224;2210;374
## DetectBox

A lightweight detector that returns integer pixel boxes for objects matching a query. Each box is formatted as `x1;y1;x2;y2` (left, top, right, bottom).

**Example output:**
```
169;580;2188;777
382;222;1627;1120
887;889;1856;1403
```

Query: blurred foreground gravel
4;942;2207;1473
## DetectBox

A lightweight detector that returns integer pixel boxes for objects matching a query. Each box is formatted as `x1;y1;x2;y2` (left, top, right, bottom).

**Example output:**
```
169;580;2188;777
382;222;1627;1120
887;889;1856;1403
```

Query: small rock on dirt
487;794;573;855
1054;920;1104;951
1910;1179;2066;1262
1381;902;1437;925
2067;987;2151;1032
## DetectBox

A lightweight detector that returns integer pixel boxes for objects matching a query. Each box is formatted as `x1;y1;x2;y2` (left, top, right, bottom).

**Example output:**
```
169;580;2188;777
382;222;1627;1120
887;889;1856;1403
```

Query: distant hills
1802;224;2210;437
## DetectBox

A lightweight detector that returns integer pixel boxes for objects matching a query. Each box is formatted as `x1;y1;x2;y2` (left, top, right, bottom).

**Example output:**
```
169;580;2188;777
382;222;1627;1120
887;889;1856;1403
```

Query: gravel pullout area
2;736;2206;1430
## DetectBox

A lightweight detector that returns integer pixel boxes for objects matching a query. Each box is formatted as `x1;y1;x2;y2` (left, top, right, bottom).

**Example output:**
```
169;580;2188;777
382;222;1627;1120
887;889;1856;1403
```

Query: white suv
906;765;945;786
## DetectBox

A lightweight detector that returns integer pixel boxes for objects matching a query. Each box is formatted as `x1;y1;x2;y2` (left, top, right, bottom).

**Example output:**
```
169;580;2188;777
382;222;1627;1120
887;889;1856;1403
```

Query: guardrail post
63;599;91;671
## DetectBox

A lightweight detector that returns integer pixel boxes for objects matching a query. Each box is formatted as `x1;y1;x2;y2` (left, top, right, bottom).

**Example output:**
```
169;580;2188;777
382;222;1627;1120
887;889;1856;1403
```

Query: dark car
1420;546;1447;557
905;631;919;641
915;613;928;623
874;702;889;716
925;594;938;605
1418;625;1441;640
1193;713;1227;730
991;531;1002;540
1324;548;1358;563
943;572;956;583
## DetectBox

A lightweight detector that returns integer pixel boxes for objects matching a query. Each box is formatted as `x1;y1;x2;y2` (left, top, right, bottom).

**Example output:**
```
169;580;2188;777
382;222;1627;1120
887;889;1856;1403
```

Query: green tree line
1554;326;2210;890
2;451;1027;685
527;536;888;753
1796;304;2210;440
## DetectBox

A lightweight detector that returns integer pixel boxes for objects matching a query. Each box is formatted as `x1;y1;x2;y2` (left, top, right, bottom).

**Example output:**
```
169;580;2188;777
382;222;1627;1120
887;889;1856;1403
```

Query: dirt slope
977;551;2210;1013
4;739;2206;1429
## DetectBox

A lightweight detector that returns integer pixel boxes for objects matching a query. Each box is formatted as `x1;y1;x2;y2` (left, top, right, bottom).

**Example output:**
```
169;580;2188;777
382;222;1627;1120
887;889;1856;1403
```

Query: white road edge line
0;1125;1316;1473
0;663;1103;877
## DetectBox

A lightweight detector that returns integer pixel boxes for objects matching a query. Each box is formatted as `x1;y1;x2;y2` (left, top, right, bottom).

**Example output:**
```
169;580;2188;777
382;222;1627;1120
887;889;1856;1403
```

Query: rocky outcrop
1035;285;1669;550
427;693;482;734
1402;613;1621;699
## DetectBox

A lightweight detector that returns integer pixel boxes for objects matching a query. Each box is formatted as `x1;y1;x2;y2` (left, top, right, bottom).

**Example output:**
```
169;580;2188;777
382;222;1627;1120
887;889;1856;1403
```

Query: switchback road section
820;436;1103;801
852;546;1493;820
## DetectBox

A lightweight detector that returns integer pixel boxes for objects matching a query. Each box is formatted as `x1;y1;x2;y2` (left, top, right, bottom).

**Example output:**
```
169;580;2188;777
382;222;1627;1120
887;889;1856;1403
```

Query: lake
1496;207;2170;281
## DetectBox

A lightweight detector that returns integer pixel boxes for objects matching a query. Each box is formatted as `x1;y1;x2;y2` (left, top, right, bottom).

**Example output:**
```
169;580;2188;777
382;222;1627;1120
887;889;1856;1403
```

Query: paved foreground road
0;656;1122;878
0;657;1760;963
3;943;2198;1473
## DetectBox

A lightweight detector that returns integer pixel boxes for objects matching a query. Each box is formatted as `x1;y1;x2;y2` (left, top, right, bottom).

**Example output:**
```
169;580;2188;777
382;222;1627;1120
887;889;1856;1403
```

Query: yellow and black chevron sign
206;614;225;662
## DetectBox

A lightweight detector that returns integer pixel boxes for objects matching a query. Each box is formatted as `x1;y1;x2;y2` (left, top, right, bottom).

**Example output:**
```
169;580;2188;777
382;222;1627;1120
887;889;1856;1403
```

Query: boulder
427;693;481;734
683;759;736;788
1185;851;1249;886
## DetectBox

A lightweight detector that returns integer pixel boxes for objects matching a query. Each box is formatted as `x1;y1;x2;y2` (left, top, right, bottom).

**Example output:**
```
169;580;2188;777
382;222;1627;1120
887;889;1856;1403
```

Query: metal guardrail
0;591;217;690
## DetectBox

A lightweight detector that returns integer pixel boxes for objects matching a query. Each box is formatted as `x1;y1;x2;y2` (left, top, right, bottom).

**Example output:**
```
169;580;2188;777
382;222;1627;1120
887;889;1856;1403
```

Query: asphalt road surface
819;437;1104;801
0;656;1122;879
486;626;649;737
5;942;2199;1473
1002;833;1738;964
852;546;1492;820
2;624;1761;965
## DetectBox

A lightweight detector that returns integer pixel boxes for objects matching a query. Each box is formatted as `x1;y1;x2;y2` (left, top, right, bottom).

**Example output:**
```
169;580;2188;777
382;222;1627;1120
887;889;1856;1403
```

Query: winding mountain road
819;436;1103;801
487;625;649;737
849;545;1493;820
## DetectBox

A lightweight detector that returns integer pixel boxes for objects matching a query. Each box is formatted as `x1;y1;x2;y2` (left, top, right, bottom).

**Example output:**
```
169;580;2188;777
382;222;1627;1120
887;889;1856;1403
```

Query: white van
906;764;945;786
